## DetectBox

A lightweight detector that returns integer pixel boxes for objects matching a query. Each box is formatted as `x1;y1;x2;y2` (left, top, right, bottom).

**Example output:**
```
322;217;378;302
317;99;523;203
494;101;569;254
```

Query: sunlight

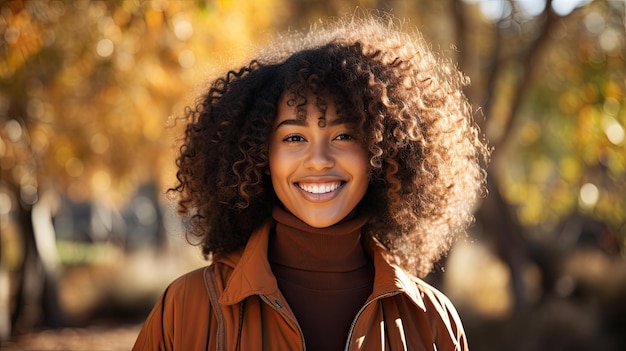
463;0;593;19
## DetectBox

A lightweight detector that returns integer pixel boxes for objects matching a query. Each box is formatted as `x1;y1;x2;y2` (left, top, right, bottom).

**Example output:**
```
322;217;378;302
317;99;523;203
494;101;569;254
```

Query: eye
283;134;306;143
334;133;354;141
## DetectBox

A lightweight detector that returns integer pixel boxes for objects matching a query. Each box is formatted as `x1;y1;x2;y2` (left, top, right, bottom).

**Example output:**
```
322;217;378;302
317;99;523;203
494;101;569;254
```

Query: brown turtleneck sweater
268;207;375;351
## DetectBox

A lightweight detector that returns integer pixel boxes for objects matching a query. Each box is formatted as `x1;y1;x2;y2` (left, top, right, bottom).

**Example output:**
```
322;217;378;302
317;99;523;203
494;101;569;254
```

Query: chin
299;212;353;228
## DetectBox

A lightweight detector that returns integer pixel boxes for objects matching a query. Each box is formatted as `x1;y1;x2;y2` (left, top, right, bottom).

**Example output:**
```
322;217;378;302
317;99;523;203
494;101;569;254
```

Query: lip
294;180;346;202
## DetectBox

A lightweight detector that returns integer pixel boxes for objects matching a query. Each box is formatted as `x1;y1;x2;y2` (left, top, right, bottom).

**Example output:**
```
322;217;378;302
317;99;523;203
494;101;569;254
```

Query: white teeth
299;182;341;194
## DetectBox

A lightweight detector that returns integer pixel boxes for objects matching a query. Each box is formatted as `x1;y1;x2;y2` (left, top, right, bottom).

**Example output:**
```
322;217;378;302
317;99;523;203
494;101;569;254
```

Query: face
268;94;369;228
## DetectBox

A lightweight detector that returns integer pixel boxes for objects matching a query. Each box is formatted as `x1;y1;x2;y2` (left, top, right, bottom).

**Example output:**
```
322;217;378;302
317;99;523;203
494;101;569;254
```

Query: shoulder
412;276;457;311
163;266;210;299
409;276;468;348
405;274;463;323
161;260;239;305
132;266;214;350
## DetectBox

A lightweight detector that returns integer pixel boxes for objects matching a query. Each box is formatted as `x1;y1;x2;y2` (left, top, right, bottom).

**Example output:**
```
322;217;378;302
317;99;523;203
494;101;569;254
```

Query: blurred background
0;0;625;350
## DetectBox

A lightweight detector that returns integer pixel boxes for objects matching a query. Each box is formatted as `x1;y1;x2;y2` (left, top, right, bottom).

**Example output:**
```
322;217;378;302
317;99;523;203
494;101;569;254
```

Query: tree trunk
11;197;64;335
476;172;530;313
11;203;43;334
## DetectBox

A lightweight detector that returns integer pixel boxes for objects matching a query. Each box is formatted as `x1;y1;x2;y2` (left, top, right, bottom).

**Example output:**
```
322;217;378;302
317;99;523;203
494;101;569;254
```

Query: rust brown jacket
132;220;469;351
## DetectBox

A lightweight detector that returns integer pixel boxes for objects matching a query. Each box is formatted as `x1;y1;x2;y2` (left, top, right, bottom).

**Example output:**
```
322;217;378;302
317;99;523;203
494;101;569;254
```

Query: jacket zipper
259;295;307;351
343;292;401;351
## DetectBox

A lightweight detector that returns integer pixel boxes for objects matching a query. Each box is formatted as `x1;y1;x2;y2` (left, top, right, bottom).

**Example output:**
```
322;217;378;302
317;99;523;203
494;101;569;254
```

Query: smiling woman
269;93;369;228
133;11;489;351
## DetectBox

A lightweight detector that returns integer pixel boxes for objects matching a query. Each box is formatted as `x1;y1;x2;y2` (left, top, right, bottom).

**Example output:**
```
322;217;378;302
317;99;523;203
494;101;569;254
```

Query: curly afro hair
170;13;489;277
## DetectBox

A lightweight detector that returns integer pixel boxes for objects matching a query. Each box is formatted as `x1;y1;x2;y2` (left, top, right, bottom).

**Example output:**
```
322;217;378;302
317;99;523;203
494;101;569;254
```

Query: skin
268;94;370;228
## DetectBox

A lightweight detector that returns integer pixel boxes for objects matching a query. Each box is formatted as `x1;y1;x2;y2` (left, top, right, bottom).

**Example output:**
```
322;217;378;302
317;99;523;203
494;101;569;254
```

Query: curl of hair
169;12;490;277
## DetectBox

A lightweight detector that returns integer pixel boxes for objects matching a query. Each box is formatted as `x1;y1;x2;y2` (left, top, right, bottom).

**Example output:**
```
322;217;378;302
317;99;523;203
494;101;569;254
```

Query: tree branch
491;0;559;160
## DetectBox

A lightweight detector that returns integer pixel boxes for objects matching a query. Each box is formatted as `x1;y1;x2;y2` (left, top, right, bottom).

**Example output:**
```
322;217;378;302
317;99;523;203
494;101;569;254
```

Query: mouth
296;181;344;195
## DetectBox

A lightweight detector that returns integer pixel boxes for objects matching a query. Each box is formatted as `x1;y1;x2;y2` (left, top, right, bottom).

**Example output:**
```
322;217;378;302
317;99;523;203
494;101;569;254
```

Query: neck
269;206;370;272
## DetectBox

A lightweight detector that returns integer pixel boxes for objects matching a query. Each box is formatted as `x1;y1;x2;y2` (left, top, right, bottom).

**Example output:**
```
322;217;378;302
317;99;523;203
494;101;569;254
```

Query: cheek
349;150;371;193
267;149;283;177
354;149;370;176
268;150;293;197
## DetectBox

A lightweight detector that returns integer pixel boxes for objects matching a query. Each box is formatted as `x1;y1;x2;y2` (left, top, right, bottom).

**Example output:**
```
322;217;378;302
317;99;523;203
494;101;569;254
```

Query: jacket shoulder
411;276;456;309
166;266;210;296
132;266;215;350
409;276;469;350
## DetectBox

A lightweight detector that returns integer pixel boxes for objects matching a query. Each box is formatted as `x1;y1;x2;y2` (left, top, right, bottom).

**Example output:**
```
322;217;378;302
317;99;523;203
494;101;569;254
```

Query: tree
451;0;625;312
0;0;296;337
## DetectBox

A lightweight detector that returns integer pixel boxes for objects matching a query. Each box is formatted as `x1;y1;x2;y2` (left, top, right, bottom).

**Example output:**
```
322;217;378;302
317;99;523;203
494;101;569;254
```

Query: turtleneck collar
269;206;371;273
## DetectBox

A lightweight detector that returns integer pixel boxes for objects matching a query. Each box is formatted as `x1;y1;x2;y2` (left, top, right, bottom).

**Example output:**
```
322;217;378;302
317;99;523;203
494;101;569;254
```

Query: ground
1;324;141;351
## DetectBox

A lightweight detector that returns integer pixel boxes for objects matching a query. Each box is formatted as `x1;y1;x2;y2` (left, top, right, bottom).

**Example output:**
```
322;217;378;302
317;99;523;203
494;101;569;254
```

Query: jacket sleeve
423;287;469;351
132;268;213;351
132;288;171;351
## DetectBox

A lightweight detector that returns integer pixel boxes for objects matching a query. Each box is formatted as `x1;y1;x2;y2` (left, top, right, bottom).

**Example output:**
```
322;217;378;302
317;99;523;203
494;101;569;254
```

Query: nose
303;141;334;170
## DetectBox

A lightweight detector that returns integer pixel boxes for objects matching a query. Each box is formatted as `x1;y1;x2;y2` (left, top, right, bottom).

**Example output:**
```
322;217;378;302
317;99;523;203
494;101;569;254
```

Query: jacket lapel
365;236;427;312
216;220;281;306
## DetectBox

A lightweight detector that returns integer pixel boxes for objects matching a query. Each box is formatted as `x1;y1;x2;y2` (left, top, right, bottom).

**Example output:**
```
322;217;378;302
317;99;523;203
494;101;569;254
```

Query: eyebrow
274;118;307;130
274;117;349;131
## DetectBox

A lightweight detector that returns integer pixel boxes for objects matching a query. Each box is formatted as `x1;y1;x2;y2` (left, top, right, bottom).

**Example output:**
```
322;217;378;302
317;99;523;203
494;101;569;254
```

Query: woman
133;12;488;351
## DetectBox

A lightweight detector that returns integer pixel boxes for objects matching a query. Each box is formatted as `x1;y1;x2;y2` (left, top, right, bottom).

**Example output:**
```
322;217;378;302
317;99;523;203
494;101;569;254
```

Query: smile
297;181;344;194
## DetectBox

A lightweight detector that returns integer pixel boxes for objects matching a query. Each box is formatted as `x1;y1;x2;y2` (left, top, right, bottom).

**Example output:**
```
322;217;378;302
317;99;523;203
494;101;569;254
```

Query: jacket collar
216;219;426;312
364;235;426;311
